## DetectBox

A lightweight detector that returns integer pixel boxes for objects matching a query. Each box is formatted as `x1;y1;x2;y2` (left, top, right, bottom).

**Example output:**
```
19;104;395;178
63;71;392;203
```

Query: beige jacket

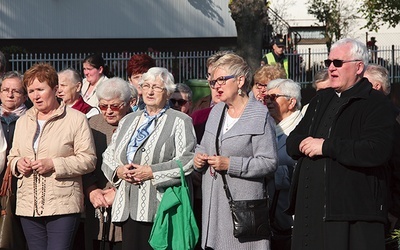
8;102;96;217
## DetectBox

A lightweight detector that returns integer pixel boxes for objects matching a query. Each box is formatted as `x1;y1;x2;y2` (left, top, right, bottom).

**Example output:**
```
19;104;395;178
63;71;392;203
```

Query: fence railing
9;45;400;85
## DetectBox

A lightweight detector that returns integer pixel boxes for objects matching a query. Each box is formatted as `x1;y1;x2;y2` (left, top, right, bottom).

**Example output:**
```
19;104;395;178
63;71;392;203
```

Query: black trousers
121;218;153;250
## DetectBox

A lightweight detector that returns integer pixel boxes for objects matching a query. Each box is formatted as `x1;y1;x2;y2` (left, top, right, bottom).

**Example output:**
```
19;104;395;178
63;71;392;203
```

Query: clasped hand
17;157;55;176
117;163;153;185
194;153;229;171
89;187;115;208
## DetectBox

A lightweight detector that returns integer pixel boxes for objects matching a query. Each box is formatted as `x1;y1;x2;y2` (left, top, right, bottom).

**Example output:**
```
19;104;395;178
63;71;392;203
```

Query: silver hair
207;51;234;67
139;67;176;95
331;38;369;72
312;68;329;90
365;64;391;95
0;71;25;94
129;83;138;100
267;78;302;110
212;53;252;92
96;77;132;104
174;83;193;101
58;68;82;85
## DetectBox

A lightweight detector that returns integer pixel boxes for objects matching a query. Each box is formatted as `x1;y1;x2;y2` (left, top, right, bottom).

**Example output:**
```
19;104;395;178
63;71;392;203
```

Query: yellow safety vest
265;52;288;78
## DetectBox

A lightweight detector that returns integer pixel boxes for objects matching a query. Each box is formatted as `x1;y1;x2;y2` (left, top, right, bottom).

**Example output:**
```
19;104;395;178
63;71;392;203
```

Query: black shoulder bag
216;105;270;239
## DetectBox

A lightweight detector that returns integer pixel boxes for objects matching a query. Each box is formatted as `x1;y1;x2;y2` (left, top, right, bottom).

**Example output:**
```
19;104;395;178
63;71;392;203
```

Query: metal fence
8;45;400;85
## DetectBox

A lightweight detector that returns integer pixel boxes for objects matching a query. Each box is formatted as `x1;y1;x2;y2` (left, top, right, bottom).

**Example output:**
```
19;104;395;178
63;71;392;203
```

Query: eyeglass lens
264;94;289;101
265;94;278;101
170;99;188;106
99;104;122;111
324;59;345;67
209;75;234;88
1;88;22;95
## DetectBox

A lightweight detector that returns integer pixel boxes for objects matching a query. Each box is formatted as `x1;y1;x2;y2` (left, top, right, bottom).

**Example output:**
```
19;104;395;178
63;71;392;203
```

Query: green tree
359;0;400;31
229;0;268;73
307;0;357;51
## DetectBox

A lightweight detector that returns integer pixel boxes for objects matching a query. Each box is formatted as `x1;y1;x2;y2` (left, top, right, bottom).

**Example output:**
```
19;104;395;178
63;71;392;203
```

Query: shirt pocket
53;180;75;198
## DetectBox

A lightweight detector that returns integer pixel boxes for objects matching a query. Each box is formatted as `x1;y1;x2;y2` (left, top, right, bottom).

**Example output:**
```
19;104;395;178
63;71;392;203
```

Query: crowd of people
0;37;398;250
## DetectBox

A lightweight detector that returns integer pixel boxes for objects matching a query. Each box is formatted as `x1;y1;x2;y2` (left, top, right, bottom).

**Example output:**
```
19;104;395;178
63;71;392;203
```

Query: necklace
224;112;239;132
33;172;46;215
224;98;248;132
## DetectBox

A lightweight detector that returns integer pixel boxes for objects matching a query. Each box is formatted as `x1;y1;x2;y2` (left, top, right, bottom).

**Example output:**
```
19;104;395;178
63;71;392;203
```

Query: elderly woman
84;77;134;250
82;53;109;107
57;68;100;118
0;71;27;173
265;78;303;250
0;71;28;248
251;64;286;104
193;53;278;249
7;63;96;250
101;67;196;250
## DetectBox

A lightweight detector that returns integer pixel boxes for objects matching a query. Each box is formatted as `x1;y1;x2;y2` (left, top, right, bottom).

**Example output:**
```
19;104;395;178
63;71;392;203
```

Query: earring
238;89;243;95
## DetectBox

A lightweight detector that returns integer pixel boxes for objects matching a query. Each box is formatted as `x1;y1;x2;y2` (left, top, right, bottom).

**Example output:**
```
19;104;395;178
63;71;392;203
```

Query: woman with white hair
101;67;196;250
84;77;133;250
265;78;303;250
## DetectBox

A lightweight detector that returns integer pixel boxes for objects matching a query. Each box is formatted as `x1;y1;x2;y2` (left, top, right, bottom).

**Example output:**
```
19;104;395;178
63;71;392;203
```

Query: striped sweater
102;108;196;223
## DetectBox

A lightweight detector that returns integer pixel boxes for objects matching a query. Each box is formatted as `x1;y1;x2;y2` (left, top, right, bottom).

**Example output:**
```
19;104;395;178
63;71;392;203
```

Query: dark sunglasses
264;94;291;101
98;103;125;111
324;59;361;68
170;99;188;106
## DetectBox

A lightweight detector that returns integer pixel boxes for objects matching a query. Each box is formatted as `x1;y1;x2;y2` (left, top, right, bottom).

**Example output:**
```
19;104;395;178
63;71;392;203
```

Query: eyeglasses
98;103;125;111
1;88;24;96
209;75;235;89
265;94;291;101
324;59;362;68
255;82;268;89
140;83;165;93
170;99;188;106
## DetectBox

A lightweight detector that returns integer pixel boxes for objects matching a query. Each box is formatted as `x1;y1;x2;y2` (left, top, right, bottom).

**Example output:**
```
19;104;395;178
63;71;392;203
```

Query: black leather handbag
221;174;270;239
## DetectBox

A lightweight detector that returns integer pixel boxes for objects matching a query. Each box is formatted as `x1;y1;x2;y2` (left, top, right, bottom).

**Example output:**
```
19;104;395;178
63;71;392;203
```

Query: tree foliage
359;0;400;31
307;0;357;50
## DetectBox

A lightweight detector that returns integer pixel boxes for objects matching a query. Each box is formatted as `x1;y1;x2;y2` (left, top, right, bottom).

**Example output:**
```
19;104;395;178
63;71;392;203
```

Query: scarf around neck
275;110;303;138
126;106;168;163
0;104;27;124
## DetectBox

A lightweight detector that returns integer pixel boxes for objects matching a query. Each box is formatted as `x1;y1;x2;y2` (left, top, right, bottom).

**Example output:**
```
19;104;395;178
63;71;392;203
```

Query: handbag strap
221;173;233;203
214;105;235;204
0;163;12;197
176;159;187;188
215;105;267;203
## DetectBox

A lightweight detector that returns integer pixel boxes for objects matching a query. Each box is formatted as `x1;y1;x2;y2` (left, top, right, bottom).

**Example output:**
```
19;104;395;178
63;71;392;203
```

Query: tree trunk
229;0;267;73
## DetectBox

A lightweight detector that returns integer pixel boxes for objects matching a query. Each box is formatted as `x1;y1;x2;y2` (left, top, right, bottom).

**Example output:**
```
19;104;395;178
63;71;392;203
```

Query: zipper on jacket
31;111;60;216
